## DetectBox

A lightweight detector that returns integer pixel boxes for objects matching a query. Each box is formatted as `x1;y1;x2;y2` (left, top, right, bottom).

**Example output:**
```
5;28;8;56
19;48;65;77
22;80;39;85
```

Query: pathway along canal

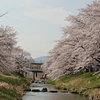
22;83;89;100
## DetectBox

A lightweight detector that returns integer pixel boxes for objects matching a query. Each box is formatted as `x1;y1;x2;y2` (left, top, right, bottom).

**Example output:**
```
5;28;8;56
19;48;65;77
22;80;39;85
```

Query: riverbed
22;83;89;100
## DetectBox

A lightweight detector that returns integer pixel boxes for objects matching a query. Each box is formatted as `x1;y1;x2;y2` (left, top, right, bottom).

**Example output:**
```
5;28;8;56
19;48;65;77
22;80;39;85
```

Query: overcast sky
0;0;94;58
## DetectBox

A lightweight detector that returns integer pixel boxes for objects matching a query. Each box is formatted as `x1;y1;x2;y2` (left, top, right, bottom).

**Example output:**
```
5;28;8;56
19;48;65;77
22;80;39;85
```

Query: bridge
15;63;45;81
30;62;43;69
31;62;43;65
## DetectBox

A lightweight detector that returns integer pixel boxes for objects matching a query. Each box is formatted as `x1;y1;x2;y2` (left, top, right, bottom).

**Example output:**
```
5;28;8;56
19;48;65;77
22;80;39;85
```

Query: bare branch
0;12;8;17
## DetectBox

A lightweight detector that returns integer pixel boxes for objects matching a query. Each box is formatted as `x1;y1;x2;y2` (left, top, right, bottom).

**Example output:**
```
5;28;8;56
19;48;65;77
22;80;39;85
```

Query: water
22;83;89;100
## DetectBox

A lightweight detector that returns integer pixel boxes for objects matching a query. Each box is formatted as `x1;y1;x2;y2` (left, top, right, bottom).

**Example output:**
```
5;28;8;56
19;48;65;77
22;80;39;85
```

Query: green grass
0;74;19;85
0;74;31;86
0;87;20;100
54;72;100;96
0;74;31;100
56;72;100;88
46;79;56;85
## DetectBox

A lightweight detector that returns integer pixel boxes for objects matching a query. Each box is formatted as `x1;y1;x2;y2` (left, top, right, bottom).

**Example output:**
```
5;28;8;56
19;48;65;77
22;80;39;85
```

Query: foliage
42;0;100;79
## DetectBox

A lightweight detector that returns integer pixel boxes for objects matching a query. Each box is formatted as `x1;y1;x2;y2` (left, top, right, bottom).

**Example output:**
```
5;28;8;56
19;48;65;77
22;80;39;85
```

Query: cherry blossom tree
0;26;33;74
42;0;100;80
14;47;33;69
0;12;34;74
0;26;17;73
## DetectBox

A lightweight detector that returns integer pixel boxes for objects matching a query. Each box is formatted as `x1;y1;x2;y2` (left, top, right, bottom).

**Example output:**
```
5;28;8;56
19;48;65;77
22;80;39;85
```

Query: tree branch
0;12;8;17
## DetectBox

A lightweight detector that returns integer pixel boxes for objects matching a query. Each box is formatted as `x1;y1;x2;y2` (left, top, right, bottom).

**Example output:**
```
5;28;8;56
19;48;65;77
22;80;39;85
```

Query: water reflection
22;83;89;100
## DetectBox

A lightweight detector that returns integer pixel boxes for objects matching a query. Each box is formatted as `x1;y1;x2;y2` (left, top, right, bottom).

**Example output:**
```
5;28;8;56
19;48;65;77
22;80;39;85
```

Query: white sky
0;0;94;58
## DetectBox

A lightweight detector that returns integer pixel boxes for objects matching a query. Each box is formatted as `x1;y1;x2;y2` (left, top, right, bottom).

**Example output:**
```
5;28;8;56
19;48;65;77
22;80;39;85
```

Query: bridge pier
36;72;37;77
32;72;38;81
32;72;35;81
24;72;27;77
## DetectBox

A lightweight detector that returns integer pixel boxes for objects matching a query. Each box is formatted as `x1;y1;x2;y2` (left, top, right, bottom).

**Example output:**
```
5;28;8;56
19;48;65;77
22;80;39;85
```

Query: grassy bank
47;72;100;100
0;74;31;100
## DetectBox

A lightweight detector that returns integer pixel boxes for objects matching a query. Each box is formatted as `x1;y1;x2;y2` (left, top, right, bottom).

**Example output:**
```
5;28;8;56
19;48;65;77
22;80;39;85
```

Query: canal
22;83;89;100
